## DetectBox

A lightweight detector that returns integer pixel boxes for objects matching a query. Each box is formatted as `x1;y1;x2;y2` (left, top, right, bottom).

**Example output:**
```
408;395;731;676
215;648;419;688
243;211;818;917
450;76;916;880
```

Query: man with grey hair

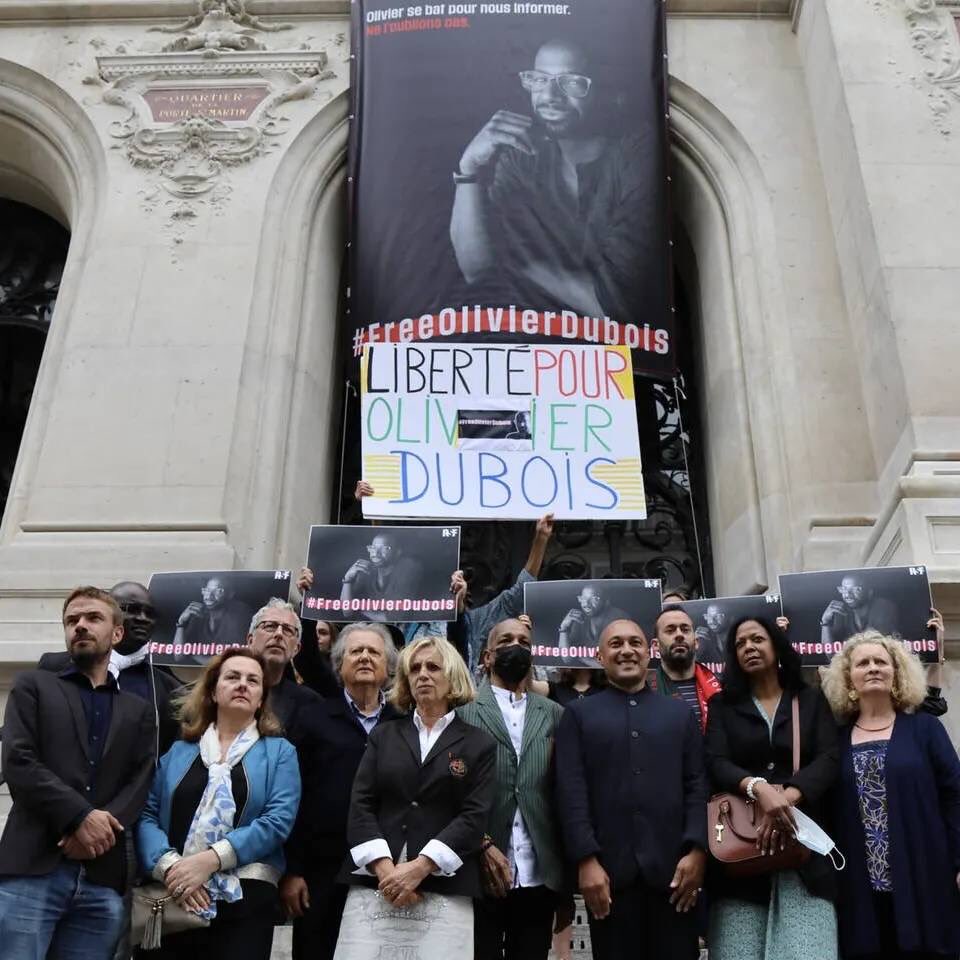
280;622;400;960
246;596;323;733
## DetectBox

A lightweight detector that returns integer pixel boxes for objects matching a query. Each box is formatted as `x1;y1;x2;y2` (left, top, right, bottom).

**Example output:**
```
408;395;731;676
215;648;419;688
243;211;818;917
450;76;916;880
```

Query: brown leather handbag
707;695;811;878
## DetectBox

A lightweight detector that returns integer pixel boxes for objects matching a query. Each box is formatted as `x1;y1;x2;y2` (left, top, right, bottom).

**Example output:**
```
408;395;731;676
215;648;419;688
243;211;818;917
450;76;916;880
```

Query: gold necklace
854;717;895;732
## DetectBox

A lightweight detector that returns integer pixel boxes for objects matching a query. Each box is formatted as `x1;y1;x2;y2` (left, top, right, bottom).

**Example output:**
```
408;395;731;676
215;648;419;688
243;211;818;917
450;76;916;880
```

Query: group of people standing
0;573;958;960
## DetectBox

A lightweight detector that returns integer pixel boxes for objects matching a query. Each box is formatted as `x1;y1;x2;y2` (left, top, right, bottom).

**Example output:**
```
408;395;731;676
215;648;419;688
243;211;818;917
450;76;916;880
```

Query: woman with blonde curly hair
333;635;496;960
823;631;960;960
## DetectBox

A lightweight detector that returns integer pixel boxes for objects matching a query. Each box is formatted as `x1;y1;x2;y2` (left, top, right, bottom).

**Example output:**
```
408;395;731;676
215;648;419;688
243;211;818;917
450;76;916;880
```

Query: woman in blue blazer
823;631;960;960
136;646;301;960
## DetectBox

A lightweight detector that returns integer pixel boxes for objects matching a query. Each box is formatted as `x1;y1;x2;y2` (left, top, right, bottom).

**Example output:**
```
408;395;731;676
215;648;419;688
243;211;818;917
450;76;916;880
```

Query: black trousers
135;880;278;960
587;879;698;960
474;884;556;960
861;892;955;960
291;861;349;960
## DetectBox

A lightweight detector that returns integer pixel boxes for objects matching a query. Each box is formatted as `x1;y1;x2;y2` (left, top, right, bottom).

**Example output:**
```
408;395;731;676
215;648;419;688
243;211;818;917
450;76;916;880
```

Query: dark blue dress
835;713;960;958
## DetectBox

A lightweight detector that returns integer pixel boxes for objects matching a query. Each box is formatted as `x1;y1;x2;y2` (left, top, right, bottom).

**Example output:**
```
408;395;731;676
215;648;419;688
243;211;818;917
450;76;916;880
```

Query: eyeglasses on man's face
255;620;299;638
519;70;592;99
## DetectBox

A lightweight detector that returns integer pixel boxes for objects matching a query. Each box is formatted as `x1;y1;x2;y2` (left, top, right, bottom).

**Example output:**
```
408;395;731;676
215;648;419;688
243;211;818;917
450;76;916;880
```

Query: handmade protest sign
778;565;937;665
148;569;290;667
674;594;781;675
525;578;661;667
360;341;646;519
301;524;461;623
347;0;675;378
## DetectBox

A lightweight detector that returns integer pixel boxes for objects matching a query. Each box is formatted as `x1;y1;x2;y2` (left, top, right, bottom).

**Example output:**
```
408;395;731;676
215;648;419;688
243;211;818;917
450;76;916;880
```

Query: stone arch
224;89;350;568
226;79;797;588
0;60;106;542
668;77;796;595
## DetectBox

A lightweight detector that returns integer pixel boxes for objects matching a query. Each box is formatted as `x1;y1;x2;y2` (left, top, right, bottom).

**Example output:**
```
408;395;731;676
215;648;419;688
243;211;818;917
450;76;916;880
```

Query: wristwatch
452;170;479;185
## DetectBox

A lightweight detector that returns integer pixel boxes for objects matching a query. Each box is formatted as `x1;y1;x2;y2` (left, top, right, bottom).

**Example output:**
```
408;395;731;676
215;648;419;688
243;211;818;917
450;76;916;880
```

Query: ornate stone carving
97;0;337;249
152;0;294;38
148;0;293;53
91;0;341;249
904;0;960;134
98;52;327;81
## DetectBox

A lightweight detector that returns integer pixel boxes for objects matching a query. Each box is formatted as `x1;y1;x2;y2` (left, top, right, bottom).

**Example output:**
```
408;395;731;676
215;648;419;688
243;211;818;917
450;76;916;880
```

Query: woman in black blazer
334;634;496;960
704;616;840;960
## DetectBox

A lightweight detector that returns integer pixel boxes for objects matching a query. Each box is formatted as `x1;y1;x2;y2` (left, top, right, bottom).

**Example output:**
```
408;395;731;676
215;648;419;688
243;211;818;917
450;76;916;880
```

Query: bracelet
481;835;494;851
452;170;479;185
745;777;767;801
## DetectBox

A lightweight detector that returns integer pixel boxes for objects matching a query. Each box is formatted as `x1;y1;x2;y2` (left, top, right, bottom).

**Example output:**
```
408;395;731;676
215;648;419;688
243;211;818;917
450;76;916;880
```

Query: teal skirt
709;870;838;960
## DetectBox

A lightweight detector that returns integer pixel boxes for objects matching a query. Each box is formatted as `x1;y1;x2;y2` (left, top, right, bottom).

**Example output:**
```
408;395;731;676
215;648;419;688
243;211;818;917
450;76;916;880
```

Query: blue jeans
0;862;125;960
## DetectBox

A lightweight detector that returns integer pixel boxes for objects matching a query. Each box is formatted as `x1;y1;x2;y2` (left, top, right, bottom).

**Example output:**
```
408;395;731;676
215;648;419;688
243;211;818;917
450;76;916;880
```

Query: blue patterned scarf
183;722;260;918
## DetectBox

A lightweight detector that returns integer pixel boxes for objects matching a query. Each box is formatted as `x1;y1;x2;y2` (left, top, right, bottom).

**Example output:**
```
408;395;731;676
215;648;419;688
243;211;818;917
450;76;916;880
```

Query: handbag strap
791;694;800;774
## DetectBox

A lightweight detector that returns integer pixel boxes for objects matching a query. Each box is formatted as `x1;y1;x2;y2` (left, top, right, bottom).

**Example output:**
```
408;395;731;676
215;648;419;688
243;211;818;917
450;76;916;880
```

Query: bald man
555;619;707;960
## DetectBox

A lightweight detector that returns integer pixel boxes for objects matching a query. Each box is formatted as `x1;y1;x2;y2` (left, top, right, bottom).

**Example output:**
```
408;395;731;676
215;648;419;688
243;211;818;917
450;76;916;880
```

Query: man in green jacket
458;617;565;960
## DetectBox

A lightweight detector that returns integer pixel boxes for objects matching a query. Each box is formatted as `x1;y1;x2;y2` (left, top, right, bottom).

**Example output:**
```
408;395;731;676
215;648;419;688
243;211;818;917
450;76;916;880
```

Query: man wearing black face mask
457;618;565;960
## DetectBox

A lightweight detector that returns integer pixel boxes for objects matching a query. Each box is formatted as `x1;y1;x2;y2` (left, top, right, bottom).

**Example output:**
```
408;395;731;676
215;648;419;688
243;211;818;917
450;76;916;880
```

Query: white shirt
412;708;456;761
350;709;462;877
490;685;542;888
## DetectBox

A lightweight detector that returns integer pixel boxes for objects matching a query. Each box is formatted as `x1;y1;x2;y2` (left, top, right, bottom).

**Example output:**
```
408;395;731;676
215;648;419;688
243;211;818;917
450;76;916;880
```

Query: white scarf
183;722;260;916
108;644;151;679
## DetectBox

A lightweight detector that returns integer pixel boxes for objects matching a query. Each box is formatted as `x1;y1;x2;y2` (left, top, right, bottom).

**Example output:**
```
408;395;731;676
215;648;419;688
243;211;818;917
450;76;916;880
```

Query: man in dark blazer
37;580;182;759
458;617;565;960
246;597;323;736
279;621;400;960
555;618;708;960
0;586;156;960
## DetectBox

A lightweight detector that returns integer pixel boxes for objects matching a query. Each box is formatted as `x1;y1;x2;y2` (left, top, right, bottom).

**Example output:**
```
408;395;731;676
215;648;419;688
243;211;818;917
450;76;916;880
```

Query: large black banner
348;0;674;376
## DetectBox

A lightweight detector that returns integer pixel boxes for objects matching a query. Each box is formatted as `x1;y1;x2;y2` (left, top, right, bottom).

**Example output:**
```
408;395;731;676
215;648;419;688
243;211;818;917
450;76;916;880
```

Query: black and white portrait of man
173;575;254;650
558;584;631;651
301;525;461;624
149;569;289;666
506;410;532;440
694;602;728;664
778;566;935;665
819;573;899;645
339;531;425;622
525;577;662;668
449;36;662;321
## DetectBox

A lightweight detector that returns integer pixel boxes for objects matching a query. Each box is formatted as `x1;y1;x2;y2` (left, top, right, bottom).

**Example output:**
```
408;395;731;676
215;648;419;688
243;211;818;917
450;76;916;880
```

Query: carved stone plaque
143;84;269;123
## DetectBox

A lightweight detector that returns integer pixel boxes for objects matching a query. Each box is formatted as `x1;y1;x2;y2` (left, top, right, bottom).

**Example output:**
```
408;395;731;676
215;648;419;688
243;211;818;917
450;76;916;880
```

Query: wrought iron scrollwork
0;203;65;332
537;374;713;598
0;200;69;521
337;277;714;605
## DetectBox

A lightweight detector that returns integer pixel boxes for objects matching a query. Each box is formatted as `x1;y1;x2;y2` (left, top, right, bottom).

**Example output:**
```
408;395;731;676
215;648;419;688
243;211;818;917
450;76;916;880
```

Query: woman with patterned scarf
136;647;301;959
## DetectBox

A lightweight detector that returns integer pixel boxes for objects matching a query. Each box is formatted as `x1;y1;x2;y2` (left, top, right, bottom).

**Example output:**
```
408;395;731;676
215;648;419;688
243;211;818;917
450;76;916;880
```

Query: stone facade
0;0;957;744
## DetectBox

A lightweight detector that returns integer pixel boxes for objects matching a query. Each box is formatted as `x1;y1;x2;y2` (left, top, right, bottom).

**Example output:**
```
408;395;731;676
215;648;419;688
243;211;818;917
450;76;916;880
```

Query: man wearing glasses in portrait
449;37;661;320
173;574;255;650
339;532;425;621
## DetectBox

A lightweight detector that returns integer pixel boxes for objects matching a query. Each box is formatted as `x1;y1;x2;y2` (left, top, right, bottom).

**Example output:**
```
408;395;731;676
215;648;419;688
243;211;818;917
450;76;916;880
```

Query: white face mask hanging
791;808;846;871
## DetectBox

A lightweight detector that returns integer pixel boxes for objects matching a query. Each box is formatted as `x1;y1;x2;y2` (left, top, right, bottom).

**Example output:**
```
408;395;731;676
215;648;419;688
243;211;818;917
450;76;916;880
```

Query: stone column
0;5;350;660
797;0;960;725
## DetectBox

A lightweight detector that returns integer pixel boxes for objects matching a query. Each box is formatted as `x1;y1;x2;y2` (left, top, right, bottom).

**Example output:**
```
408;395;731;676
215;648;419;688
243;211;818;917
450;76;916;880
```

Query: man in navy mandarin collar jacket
555;618;708;960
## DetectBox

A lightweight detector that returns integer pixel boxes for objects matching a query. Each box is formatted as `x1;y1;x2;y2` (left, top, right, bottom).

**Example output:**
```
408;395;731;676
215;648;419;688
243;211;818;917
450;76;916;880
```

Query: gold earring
848;689;859;702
